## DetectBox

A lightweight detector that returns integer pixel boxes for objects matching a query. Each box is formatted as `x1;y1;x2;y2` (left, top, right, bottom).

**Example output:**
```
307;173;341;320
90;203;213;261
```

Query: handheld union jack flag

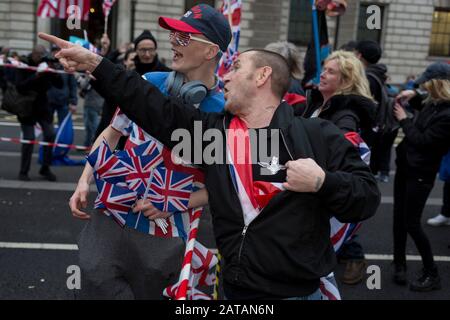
148;167;193;212
218;0;242;79
102;0;116;17
116;140;164;195
87;140;129;184
94;178;137;226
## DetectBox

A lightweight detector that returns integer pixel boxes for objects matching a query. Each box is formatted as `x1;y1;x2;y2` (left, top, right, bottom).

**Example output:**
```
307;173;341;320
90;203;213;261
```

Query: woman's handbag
1;82;37;118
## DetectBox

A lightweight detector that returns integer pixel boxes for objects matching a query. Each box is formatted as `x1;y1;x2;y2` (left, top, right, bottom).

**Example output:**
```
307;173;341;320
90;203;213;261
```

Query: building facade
1;0;449;83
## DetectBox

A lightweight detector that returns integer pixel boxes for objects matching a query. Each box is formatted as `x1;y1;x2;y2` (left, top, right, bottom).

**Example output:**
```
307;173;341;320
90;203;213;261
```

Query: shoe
392;263;407;286
341;259;367;285
409;269;441;292
18;173;31;181
377;174;389;183
39;167;57;182
427;214;450;227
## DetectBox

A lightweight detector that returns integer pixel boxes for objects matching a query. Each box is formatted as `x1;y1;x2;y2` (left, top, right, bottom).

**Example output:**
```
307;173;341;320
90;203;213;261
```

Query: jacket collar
224;101;294;130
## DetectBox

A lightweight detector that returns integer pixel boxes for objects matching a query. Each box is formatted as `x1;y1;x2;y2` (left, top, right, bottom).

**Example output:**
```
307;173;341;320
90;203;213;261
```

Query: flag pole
310;0;322;85
104;14;108;35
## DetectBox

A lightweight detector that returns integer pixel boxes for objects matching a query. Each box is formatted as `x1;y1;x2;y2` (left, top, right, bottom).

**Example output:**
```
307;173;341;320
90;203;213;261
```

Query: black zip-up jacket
396;96;450;177
303;93;377;143
92;58;381;298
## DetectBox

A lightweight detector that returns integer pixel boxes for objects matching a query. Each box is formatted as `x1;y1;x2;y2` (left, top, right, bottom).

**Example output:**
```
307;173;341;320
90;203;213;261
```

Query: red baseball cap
158;4;231;52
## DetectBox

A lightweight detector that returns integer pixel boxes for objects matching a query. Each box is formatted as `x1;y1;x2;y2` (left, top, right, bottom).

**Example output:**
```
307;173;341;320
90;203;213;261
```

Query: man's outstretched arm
38;32;214;151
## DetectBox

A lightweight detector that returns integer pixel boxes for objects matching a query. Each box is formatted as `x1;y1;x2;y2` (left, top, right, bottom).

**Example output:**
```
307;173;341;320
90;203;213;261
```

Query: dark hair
243;49;290;99
124;49;135;61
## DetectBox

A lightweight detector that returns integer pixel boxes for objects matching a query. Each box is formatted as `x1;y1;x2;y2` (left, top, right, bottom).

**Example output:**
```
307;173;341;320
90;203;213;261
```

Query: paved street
0;114;449;300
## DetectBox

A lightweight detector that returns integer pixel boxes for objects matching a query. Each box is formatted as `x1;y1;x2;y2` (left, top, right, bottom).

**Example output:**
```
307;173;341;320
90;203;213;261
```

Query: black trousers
19;119;54;174
393;166;437;272
370;129;399;175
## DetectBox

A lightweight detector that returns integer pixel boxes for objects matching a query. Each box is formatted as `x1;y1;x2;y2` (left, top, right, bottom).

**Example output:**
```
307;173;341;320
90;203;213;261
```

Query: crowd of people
1;2;449;300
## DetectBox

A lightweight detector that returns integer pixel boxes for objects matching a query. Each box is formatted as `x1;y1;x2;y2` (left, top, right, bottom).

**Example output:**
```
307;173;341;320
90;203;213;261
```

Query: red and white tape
0;62;83;75
0;136;90;151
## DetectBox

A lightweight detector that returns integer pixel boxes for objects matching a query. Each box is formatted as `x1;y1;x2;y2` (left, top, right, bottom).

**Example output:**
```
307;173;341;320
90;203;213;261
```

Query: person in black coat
302;50;377;286
15;45;62;181
392;62;450;291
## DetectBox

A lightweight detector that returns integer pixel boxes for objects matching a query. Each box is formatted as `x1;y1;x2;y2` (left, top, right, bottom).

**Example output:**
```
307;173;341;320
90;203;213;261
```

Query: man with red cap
67;4;231;299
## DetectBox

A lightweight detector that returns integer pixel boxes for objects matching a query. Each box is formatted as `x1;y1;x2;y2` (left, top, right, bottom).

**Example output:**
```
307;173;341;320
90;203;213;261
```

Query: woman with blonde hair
302;50;377;286
392;62;450;291
303;50;376;139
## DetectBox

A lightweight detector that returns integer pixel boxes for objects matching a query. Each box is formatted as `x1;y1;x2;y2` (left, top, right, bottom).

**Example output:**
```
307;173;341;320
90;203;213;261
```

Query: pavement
0;113;449;300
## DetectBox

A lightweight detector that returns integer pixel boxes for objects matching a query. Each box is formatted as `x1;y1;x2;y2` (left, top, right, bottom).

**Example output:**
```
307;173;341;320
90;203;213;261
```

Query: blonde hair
265;41;303;79
324;50;374;101
422;79;450;104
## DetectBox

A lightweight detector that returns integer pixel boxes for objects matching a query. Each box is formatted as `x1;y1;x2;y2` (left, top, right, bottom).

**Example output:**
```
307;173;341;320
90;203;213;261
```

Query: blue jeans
84;106;101;147
284;288;323;300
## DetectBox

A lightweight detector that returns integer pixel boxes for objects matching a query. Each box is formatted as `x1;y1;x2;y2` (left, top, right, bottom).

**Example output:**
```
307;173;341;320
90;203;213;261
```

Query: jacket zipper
237;224;249;265
224;119;295;280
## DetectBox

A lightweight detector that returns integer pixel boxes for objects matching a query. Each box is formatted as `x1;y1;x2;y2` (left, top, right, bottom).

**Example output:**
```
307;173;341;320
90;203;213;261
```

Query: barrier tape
0;62;82;75
0;136;90;151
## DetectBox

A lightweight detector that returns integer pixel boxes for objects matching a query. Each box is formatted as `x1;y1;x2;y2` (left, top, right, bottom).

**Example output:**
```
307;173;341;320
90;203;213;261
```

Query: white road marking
1;242;449;263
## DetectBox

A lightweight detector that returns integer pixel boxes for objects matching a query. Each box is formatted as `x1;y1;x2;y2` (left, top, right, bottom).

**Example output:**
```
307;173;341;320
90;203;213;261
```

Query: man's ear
256;66;273;88
206;45;220;61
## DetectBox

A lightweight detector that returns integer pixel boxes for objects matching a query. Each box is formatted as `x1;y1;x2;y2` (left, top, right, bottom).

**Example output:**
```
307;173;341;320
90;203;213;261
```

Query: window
185;0;215;12
429;8;450;57
288;0;313;46
357;3;384;43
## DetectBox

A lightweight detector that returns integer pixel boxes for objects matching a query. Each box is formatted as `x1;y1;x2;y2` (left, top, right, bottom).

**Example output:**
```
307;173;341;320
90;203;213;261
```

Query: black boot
409;268;441;292
392;262;407;285
39;166;57;182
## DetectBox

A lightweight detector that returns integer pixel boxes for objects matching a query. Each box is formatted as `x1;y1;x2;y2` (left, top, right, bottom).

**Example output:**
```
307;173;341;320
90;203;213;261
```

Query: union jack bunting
102;0;116;17
218;0;241;79
148;167;194;213
94;178;136;226
37;0;90;21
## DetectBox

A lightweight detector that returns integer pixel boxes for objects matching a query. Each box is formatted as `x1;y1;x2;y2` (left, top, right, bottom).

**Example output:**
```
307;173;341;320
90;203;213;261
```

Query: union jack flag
37;0;90;21
218;0;241;79
86;140;129;184
148;167;193;212
116;141;164;195
102;0;116;17
94;178;136;226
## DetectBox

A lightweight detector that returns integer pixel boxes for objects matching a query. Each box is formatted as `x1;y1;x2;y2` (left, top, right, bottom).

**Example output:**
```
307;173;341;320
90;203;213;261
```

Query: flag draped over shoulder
37;0;90;21
218;0;242;79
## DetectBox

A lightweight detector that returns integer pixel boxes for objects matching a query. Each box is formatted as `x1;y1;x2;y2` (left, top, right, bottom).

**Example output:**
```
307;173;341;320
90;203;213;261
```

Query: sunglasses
169;31;216;47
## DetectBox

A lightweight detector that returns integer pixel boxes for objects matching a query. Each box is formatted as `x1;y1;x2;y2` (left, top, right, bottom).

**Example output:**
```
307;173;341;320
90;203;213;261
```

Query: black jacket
366;63;388;105
92;58;381;298
134;55;171;75
303;93;377;144
15;55;62;123
396;97;450;177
